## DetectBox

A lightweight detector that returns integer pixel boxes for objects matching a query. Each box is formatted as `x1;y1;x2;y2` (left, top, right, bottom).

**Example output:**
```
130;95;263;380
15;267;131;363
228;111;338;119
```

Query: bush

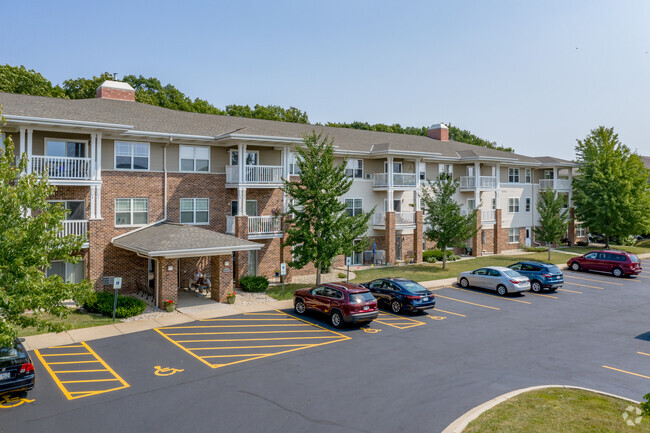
447;254;461;262
523;246;547;252
576;240;589;247
337;272;346;279
84;291;147;318
424;249;455;262
422;250;437;263
239;276;269;292
642;392;650;417
619;235;636;246
636;239;650;248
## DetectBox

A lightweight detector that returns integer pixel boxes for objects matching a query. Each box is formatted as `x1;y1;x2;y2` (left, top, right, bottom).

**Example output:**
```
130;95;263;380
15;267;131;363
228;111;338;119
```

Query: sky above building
2;0;649;159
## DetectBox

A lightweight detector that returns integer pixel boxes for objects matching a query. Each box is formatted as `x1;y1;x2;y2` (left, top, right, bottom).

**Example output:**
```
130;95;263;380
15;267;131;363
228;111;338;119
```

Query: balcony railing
32;156;91;179
373;211;416;226
226;165;283;184
460;176;497;189
57;220;88;247
481;210;496;222
539;179;572;190
249;216;282;236
373;173;418;188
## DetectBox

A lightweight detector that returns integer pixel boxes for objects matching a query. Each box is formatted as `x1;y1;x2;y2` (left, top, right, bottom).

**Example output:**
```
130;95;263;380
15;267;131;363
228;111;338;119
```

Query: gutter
3;114;133;131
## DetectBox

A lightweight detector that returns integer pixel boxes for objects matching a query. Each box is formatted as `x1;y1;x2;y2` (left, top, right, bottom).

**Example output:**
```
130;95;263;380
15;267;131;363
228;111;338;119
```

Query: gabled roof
111;221;262;258
641;156;650;170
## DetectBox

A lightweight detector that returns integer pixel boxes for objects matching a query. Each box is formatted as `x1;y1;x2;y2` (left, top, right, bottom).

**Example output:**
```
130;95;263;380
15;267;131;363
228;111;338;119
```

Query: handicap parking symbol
0;394;35;409
154;366;184;377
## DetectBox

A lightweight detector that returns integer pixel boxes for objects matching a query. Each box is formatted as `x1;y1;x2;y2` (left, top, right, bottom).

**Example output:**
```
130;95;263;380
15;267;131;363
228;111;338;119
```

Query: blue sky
2;0;649;159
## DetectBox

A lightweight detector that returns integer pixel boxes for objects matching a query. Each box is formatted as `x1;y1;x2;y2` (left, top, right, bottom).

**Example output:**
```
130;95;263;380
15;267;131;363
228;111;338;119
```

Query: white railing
539;179;572;190
248;216;282;235
32;156;91;179
460;176;475;189
373;173;417;188
226;216;235;235
373;213;386;226
479;176;497;188
481;210;496;222
226;165;284;184
373;212;415;226
58;220;88;238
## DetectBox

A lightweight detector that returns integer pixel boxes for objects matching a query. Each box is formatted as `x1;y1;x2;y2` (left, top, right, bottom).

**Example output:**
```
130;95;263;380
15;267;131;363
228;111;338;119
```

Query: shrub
84;291;147;318
239;276;269;292
337;272;346;279
422;250;437;263
447;254;461;262
424;249;455;262
576;240;589;247
636;239;650;248
642;393;650;417
619;235;636;246
523;246;547;252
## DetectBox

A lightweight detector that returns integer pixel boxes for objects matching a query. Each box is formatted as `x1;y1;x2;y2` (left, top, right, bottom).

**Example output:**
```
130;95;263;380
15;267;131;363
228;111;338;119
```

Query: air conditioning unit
365;173;373;180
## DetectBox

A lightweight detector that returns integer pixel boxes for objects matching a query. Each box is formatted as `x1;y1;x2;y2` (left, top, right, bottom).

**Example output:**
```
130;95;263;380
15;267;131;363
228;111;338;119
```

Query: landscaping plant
533;187;569;260
84;291;146;319
239;276;269;292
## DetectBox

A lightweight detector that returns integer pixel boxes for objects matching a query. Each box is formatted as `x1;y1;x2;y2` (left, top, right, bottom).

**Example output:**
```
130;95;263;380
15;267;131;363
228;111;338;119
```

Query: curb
441;385;641;433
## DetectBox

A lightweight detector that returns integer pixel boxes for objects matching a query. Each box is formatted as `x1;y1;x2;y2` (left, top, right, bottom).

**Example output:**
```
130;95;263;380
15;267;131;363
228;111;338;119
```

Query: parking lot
2;262;650;433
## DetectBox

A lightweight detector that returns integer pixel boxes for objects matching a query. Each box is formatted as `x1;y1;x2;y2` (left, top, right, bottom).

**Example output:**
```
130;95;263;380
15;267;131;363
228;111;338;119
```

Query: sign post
345;256;352;282
280;263;287;298
112;277;122;322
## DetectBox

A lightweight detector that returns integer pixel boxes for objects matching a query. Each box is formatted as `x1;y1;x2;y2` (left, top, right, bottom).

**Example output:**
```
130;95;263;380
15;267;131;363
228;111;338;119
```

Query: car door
368;280;385;304
582;252;598;271
385;281;401;302
469;268;488;288
485;269;502;291
595;252;611;272
328;288;344;314
308;287;327;313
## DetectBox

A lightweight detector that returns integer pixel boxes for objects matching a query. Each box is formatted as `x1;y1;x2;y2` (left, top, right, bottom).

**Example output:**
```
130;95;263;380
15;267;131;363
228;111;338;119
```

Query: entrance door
248;250;258;276
525;228;531;247
395;237;402;261
352;240;363;265
149;259;156;289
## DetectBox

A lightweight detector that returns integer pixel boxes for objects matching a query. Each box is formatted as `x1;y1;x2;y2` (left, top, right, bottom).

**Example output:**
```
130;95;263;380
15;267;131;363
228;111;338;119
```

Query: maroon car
567;250;642;277
293;283;378;328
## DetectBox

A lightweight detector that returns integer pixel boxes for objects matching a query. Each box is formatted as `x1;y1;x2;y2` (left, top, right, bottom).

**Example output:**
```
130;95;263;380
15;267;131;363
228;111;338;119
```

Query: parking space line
636;275;650;279
34;342;130;400
434;308;466;317
435;294;500;310
450;287;531;304
528;292;558;299
638;352;650;357
564;282;604;290
602;365;650;380
565;275;623;285
155;311;350;369
374;312;426;329
557;288;582;294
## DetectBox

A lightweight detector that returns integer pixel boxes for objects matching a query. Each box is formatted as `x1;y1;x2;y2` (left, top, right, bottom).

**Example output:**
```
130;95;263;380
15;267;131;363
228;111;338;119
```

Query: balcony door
49;200;85;220
230;200;258;217
466;166;475;177
46;261;85;284
46;139;86;158
383;161;402;173
384;199;401;212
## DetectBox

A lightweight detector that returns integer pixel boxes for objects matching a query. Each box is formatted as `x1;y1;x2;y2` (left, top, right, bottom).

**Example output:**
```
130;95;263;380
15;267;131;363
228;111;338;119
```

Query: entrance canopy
112;221;262;258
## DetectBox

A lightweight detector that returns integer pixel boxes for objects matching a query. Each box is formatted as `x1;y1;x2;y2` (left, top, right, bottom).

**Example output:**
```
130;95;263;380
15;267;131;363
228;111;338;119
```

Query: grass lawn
17;310;115;337
266;283;312;301
464;388;650;432
350;251;575;284
557;245;650;255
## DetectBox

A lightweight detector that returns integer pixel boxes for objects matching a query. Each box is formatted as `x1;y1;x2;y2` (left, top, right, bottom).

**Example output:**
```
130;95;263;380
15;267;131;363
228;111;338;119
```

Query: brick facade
384;212;396;265
414;211;424;263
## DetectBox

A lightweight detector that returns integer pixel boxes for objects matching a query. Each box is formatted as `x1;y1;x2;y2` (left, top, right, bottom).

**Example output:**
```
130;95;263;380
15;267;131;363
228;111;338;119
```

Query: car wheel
460;277;470;288
612;267;623;277
391;300;402;314
330;310;343;328
294;299;306;314
497;285;508;296
570;262;581;271
530;280;542;293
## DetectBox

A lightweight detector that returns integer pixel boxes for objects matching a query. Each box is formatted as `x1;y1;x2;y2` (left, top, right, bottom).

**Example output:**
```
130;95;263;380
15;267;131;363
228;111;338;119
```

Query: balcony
225;215;283;239
481;210;496;222
459;176;497;190
373;211;416;229
539;179;572;191
373;173;418;189
31;156;92;180
226;165;283;187
58;220;89;248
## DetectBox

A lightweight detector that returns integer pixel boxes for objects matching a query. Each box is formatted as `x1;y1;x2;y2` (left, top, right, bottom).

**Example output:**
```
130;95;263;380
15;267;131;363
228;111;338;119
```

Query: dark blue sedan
362;278;435;314
508;261;564;292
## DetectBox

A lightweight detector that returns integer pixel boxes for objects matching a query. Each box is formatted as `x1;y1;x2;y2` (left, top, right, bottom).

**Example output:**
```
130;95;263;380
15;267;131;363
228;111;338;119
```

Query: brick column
280;216;293;283
493;209;502;254
568;207;577;246
472;211;482;257
234;215;249;286
385;212;396;265
414;210;424;263
157;258;178;307
210;255;233;303
87;219;104;291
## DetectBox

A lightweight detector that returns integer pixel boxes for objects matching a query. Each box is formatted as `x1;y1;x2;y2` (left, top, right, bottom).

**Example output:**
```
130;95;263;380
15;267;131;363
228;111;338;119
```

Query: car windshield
502;270;520;278
0;346;20;361
400;281;427;293
349;292;375;303
630;255;640;263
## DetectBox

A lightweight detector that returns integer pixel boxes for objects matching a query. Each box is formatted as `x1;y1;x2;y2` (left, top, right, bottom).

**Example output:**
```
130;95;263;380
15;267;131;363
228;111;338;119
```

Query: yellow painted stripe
242;312;286;316
528;292;558;299
187;344;315;350
450;286;531;304
435;294;500;310
557;288;582;294
564;282;604;290
38;352;93;357
60;378;120;384
635;275;650;279
434;308;466;317
47;360;102;365
174;336;342;343
53;369;110;374
162;330;329;336
274;310;351;341
199;318;298;322
602;365;650;380
160;324;311;329
565;275;623;285
34;348;72;399
379;311;426;324
638;352;650;357
48;345;85;349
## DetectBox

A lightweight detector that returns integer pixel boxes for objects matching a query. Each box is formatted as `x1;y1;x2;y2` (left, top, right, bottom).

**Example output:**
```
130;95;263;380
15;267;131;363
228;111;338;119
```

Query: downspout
164;140;170;220
155;259;160;310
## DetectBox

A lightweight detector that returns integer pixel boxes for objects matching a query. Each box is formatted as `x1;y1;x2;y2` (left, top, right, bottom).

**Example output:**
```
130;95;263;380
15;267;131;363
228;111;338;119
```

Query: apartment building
0;80;584;306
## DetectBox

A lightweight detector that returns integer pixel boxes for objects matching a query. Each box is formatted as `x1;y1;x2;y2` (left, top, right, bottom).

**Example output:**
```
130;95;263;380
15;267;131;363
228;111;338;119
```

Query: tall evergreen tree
0;115;92;347
534;187;569;260
421;175;480;269
573;126;650;249
282;132;373;284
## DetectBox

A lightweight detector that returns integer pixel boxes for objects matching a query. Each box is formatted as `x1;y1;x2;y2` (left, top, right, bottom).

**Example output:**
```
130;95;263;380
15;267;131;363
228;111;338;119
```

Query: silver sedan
457;266;530;296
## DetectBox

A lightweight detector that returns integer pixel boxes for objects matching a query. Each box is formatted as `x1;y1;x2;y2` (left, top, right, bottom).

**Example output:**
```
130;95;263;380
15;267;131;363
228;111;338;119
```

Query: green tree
63;72;114;99
534;187;569;260
642;393;650;418
573;126;650;249
282;131;373;284
0;116;92;347
226;104;309;123
0;64;65;98
421;175;480;269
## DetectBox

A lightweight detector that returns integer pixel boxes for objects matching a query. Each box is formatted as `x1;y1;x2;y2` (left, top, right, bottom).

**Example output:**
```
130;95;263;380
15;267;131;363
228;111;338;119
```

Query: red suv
293;283;378;328
567;250;642;277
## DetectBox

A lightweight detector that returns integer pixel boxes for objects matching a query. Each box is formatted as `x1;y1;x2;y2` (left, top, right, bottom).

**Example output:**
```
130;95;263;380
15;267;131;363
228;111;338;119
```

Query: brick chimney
96;80;136;101
427;123;449;141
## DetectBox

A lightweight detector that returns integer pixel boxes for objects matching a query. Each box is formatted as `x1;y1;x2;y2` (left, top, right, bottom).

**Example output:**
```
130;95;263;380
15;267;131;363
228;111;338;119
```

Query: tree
572;126;650;249
534;187;569;260
0;115;92;347
0;64;65;98
282;131;373;284
63;72;114;99
226;104;309;123
421;175;480;269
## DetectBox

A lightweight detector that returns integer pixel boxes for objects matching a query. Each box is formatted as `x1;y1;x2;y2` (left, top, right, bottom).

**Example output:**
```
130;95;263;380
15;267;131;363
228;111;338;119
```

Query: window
46;139;86;158
115;198;148;226
385;161;402;173
439;164;453;178
346;159;363;178
576;224;586;237
345;198;362;216
419;162;426;180
492;198;496;210
467;199;475;210
115;141;149;170
46;260;85;284
230;200;258;216
180;198;209;224
230;150;258;166
525;168;531;183
180;145;210;172
49;201;85;220
544;170;554;179
509;228;520;243
289;152;301;175
525;197;531;212
508;198;520;213
508;168;520;183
